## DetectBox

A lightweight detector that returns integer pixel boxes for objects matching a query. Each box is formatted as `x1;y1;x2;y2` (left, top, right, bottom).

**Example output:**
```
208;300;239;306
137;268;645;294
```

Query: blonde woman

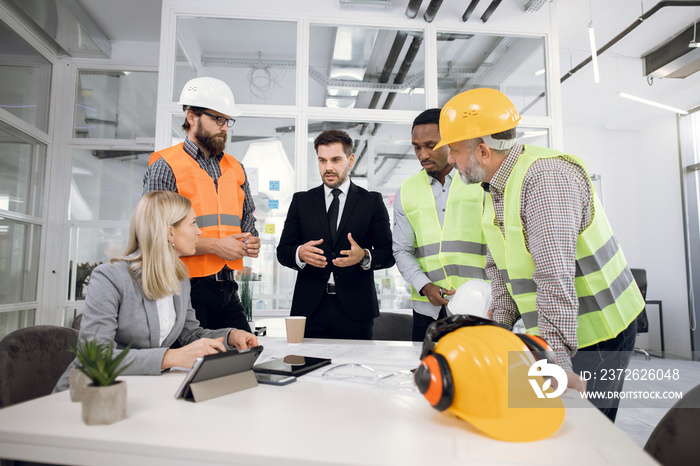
55;191;258;391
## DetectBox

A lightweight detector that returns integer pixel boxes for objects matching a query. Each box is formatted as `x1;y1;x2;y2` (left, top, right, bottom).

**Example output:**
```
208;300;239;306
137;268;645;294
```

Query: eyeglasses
202;111;235;128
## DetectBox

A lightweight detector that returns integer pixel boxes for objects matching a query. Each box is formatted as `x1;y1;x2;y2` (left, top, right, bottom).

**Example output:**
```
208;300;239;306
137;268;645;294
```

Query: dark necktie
328;188;341;243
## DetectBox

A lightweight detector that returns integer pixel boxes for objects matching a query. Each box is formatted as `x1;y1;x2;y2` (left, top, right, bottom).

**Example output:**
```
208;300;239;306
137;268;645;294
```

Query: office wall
562;118;691;359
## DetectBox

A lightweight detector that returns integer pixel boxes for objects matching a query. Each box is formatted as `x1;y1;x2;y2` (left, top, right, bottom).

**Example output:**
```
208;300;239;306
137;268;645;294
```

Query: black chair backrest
373;312;412;341
71;313;83;330
630;268;649;333
644;383;700;465
0;325;79;408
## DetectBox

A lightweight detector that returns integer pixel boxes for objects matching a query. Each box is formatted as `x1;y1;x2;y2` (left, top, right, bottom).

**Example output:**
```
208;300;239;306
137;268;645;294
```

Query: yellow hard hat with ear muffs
414;315;566;442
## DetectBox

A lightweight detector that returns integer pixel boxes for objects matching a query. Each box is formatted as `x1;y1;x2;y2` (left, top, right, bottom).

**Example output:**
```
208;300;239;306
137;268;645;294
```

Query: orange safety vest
149;143;246;276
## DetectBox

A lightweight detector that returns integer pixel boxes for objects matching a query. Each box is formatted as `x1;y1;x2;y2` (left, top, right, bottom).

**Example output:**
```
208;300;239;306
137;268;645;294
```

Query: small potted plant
71;339;132;425
239;272;255;333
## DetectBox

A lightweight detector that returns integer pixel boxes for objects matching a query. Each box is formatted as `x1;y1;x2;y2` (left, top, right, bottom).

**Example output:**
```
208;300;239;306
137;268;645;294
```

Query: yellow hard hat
434;88;521;150
415;315;565;442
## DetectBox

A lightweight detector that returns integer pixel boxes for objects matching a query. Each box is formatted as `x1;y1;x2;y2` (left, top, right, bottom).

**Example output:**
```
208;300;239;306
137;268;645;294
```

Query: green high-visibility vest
401;170;488;304
482;145;644;348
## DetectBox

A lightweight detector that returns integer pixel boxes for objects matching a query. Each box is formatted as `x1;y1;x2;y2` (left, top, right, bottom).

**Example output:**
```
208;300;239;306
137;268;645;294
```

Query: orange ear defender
517;334;556;366
414;353;453;411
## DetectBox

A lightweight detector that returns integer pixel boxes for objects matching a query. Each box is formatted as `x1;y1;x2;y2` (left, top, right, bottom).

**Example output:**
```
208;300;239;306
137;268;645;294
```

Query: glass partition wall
679;112;700;359
0;20;51;338
63;69;158;324
156;9;555;317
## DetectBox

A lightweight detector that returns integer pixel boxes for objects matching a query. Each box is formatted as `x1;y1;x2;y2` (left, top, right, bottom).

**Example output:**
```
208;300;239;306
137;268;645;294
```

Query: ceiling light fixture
534;69;545;76
618;92;688;115
588;22;600;83
690;21;700;48
521;130;548;139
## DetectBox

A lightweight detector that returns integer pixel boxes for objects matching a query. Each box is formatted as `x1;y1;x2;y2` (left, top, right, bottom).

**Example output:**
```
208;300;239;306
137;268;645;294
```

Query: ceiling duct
481;0;503;23
462;0;481;22
380;35;423;111
521;0;700;115
423;0;444;22
405;0;424;19
561;1;700;84
367;31;408;109
369;34;424;136
3;0;111;58
643;21;700;78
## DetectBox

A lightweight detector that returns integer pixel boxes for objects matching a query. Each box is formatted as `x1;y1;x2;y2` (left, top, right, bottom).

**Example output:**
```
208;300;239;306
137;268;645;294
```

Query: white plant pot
81;381;127;425
69;367;91;402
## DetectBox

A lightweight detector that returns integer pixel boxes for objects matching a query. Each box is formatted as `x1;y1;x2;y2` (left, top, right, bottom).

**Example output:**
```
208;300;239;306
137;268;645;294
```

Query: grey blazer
54;260;232;392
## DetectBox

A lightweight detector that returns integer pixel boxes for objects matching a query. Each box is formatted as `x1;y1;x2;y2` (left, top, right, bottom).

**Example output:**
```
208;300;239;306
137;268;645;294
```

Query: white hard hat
179;77;241;117
447;280;492;319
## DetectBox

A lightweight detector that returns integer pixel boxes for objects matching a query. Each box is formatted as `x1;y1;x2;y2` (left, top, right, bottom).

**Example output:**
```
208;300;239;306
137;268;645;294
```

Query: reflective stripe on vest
482;145;644;348
149;143;246;277
401;170;488;305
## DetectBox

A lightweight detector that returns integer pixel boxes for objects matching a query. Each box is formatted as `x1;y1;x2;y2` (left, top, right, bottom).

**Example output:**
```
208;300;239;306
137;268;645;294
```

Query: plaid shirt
143;138;258;236
484;144;592;371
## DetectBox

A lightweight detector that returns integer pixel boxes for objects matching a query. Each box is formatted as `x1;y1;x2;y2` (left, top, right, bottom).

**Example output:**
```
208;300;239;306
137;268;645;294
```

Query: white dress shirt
155;295;176;346
392;168;456;319
295;178;371;283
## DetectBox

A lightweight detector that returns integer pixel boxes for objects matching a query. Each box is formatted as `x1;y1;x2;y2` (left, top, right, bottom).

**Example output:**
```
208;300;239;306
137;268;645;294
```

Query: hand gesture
161;337;226;370
421;283;455;306
333;233;365;267
298;239;327;268
227;329;259;350
216;233;252;261
244;235;261;258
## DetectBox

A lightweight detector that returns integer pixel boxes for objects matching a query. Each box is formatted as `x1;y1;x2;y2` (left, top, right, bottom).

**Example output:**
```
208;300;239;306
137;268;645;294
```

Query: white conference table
0;337;658;466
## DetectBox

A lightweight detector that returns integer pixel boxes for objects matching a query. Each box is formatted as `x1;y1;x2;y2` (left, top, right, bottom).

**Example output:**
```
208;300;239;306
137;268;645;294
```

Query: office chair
0;325;78;408
630;268;651;360
644;383;700;465
0;326;78;466
373;312;412;341
71;313;83;330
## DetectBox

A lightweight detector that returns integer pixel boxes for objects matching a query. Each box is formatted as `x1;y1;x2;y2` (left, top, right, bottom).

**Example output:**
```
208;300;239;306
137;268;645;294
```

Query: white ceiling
557;0;700;130
74;0;700;131
77;0;162;43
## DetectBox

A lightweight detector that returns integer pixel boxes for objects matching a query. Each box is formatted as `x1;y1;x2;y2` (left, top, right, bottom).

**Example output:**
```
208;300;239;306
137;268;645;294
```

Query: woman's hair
112;191;191;300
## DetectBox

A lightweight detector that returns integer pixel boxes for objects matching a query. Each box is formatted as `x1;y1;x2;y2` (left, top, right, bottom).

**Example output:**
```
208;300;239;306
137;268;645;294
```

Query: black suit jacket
277;182;394;321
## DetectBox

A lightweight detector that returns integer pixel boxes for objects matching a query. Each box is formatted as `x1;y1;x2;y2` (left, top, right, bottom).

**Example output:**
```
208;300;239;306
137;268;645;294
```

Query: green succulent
70;339;133;387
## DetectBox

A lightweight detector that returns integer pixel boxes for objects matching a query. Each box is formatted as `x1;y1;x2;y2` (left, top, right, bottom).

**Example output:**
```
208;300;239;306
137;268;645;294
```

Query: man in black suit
277;130;395;340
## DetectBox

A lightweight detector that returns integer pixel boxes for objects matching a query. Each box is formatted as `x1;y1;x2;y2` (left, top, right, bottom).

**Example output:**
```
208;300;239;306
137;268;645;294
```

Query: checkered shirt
142;138;258;236
483;144;592;371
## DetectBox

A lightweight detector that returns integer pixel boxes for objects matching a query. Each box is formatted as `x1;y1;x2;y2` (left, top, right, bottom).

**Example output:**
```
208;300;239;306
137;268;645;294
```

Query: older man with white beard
437;88;644;423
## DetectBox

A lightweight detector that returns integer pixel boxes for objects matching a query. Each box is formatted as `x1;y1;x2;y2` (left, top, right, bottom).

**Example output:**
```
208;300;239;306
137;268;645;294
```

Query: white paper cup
285;316;306;343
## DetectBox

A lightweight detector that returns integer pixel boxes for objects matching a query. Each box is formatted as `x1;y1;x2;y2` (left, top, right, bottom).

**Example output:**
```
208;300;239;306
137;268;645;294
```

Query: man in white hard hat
392;108;488;341
143;77;259;332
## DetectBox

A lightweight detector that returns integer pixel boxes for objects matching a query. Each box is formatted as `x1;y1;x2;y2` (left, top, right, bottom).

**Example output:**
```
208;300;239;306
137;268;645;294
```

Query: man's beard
424;165;439;177
195;125;226;155
460;152;487;185
323;167;349;189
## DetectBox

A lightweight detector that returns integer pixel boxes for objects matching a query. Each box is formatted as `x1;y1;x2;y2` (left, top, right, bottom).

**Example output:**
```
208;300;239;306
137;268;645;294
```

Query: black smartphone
253;355;332;376
255;373;297;386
